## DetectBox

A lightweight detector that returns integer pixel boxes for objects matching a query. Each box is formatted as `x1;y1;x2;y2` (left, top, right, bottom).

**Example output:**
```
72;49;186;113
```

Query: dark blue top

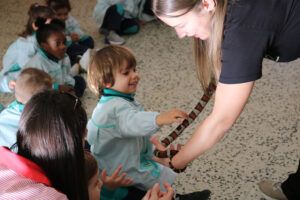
220;0;300;84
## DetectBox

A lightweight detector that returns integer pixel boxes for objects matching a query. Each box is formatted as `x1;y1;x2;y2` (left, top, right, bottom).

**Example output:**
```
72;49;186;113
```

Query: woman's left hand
150;136;171;167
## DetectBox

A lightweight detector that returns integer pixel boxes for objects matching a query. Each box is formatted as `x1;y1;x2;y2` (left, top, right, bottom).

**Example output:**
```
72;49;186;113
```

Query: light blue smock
24;48;75;87
65;15;90;46
87;88;176;194
0;35;38;92
0;100;24;147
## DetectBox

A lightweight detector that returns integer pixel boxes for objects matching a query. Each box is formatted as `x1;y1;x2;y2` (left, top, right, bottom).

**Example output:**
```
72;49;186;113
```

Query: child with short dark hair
0;68;52;147
24;18;86;97
0;3;54;93
46;0;95;66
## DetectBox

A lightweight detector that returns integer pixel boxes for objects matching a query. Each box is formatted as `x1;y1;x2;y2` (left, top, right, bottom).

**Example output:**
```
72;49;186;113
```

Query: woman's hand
156;108;188;126
101;165;133;190
150;136;171;167
142;183;174;200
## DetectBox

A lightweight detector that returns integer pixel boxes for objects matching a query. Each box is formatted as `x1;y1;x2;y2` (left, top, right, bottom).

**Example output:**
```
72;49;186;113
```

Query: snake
153;82;216;158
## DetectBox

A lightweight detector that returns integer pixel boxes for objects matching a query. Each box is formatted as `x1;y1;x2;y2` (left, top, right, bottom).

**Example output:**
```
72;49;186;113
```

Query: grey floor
0;1;299;199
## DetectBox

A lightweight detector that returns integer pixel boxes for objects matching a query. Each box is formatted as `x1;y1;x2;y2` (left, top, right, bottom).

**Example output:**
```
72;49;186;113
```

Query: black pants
282;160;300;200
143;0;154;16
67;36;94;66
123;186;146;200
101;4;139;35
73;75;86;97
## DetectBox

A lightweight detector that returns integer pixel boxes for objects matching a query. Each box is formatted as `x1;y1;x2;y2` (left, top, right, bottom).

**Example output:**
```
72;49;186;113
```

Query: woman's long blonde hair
152;0;228;90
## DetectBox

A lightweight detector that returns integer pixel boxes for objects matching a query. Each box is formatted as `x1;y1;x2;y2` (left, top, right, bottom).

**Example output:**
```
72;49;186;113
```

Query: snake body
153;83;216;158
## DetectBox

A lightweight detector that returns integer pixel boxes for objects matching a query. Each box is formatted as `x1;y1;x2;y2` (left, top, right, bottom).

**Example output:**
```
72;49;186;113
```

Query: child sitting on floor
0;68;52;147
87;45;213;200
93;0;155;45
0;3;54;93
24;18;86;97
46;0;94;66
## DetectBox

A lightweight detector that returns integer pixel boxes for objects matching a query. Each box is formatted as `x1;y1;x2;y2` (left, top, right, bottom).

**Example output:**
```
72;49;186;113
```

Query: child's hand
156;108;188;126
70;33;79;42
142;183;174;200
101;165;133;190
59;85;75;94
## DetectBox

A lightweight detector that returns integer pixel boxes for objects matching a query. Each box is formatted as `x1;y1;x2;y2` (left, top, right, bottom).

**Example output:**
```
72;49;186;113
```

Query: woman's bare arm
171;81;255;169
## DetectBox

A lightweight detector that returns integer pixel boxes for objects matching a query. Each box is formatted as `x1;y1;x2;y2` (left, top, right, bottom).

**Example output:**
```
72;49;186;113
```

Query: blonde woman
152;0;300;199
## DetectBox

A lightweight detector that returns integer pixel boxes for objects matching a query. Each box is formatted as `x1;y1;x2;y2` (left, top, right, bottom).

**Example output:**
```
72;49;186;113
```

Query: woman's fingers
150;136;166;151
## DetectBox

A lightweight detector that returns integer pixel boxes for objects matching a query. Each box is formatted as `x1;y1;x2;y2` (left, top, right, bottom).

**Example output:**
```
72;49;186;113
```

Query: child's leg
143;0;154;16
100;4;124;33
73;75;86;97
119;18;140;35
78;36;94;49
100;4;126;45
67;44;89;66
123;187;147;200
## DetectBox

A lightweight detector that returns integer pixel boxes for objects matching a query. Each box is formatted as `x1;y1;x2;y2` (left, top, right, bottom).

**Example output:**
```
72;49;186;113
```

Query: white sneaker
258;180;288;200
70;63;80;76
105;31;125;45
79;49;95;71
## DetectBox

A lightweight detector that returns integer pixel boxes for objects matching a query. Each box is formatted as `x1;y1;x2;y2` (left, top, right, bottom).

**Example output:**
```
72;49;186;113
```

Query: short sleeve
220;27;270;84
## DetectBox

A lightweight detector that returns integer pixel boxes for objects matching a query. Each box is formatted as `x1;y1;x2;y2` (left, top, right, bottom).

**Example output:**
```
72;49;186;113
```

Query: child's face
42;32;66;59
55;8;69;22
88;170;102;200
110;63;140;94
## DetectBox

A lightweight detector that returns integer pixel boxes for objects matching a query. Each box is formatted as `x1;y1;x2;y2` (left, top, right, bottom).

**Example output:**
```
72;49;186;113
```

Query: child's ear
32;22;38;31
40;42;49;50
8;80;16;90
104;83;112;88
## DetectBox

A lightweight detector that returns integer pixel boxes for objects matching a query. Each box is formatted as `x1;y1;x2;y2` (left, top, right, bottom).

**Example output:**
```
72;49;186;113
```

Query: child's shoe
70;63;80;76
175;190;211;200
79;48;95;72
258;180;288;200
105;31;125;45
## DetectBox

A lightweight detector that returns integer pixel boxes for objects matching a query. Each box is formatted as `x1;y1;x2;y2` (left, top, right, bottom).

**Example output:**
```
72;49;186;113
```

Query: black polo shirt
220;0;300;84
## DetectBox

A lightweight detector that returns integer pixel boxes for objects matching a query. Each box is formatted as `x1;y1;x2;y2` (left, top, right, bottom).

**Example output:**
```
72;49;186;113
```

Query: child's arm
66;15;85;38
62;57;76;87
117;102;187;137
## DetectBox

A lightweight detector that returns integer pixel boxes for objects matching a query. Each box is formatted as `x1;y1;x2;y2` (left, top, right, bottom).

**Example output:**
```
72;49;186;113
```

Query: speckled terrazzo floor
0;1;299;199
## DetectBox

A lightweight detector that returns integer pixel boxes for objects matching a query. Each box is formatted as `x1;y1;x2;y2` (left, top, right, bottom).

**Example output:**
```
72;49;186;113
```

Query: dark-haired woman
152;0;300;199
0;91;89;199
